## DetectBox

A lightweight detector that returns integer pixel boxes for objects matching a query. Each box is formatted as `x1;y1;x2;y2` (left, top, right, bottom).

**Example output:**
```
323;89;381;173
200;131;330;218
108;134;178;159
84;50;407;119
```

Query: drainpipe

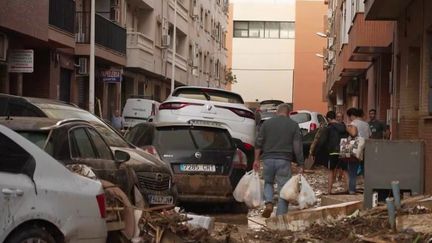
170;0;177;94
89;0;95;114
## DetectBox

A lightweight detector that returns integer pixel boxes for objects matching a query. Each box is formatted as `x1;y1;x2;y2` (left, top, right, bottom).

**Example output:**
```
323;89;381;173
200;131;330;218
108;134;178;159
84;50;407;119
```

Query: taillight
310;123;317;131
233;149;247;169
216;105;255;120
159;102;203;110
96;194;106;218
143;145;161;160
243;143;253;151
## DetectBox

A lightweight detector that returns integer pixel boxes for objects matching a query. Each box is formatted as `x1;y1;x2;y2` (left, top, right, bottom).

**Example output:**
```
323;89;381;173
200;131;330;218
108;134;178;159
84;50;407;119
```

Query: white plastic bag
233;171;253;202
243;171;263;208
298;175;317;209
279;174;300;203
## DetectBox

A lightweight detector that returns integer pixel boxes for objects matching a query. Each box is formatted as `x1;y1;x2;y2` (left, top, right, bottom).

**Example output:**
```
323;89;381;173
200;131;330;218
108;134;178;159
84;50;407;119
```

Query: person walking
111;110;124;131
311;111;349;195
346;108;371;194
336;112;345;124
253;103;304;218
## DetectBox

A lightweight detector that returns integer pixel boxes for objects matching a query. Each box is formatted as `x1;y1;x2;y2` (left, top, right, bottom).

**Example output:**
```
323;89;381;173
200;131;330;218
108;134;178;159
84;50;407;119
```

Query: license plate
148;195;174;205
180;164;216;172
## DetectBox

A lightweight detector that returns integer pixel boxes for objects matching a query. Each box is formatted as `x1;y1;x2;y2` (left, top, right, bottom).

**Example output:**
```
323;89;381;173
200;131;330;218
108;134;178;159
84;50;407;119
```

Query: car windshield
17;131;54;155
173;88;244;104
40;106;129;147
290;112;312;123
156;127;233;151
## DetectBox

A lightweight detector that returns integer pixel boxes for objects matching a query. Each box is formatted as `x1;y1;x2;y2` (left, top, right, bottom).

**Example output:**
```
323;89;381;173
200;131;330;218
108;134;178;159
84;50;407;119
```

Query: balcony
76;12;126;55
49;0;75;34
348;13;394;62
365;0;411;20
127;32;155;71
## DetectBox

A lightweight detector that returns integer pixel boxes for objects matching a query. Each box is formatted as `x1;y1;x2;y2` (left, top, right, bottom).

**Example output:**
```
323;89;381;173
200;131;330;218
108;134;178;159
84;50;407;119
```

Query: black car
0;93;177;206
125;122;248;205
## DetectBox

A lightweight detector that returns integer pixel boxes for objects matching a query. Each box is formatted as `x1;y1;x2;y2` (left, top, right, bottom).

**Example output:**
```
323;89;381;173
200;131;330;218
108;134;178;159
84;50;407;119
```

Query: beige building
124;0;229;103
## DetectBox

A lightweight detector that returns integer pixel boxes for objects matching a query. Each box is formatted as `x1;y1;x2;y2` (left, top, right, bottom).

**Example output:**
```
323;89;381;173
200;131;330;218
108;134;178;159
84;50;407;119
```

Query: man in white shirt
346;108;371;194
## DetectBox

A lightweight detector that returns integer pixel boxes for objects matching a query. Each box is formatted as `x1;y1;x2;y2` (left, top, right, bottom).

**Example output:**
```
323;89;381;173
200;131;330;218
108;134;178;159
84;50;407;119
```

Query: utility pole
170;0;177;94
89;0;96;113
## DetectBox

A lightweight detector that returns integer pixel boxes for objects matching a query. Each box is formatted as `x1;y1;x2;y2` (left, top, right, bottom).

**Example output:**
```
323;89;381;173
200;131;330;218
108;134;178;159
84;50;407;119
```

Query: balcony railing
76;12;126;54
127;32;154;54
49;0;75;34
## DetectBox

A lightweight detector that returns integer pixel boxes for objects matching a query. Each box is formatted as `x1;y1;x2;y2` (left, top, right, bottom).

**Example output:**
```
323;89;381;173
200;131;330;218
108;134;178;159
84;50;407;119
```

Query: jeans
263;159;291;216
347;160;360;193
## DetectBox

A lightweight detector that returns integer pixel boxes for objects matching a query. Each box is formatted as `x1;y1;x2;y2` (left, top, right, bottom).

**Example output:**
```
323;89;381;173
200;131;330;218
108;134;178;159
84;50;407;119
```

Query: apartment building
0;0;229;119
323;0;432;193
230;1;296;103
124;0;229;103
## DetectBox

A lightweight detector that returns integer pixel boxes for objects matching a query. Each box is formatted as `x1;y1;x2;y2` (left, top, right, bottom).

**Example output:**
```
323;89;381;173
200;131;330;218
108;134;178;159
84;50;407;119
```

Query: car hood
111;146;172;174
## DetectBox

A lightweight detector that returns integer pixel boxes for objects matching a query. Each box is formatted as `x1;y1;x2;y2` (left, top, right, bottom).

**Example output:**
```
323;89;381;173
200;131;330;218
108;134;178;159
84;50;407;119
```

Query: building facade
0;0;229;120
231;1;296;103
124;0;229;104
323;0;432;193
293;0;328;114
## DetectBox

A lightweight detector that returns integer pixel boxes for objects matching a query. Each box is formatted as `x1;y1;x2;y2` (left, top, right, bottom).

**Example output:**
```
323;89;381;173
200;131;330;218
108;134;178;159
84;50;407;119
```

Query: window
172;87;244;104
70;128;96;158
280;22;295;39
249;22;264;38
233;21;248;37
87;128;113;160
0;133;32;175
234;21;295;39
317;115;327;125
265;22;279;38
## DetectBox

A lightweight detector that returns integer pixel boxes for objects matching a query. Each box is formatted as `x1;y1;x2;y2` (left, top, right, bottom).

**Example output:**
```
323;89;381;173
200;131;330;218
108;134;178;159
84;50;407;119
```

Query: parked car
122;96;160;129
0;93;177;206
0;124;107;243
290;110;327;133
125;122;248;207
155;86;256;168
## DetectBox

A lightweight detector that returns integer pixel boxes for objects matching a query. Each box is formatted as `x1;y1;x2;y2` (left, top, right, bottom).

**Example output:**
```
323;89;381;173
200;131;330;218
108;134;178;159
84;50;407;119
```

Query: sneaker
261;203;273;218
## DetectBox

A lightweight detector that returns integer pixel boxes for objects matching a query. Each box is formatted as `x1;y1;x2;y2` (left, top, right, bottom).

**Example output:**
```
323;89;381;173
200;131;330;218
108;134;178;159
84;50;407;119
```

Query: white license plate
148;195;174;205
180;164;216;172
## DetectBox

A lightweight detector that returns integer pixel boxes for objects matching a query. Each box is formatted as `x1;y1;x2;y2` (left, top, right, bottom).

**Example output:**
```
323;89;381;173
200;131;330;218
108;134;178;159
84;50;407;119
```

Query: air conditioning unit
161;34;170;48
111;0;120;7
327;9;333;19
111;7;121;23
192;68;199;77
192;5;199;17
162;17;169;35
77;57;88;75
0;32;7;62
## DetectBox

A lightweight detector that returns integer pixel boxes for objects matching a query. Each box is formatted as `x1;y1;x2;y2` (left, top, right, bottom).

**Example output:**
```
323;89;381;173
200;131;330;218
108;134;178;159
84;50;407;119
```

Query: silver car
0;125;107;243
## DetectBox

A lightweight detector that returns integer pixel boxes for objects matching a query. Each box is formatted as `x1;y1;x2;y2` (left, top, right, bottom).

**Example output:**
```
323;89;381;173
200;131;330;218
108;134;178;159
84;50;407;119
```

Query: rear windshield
259;100;283;111
17;131;54;155
290;113;312;123
156;127;233;151
172;88;244;104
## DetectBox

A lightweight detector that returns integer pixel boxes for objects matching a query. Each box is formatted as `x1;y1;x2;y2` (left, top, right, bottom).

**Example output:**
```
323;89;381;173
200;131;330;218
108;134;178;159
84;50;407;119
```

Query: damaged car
125;122;248;211
0;93;177;206
0;124;107;243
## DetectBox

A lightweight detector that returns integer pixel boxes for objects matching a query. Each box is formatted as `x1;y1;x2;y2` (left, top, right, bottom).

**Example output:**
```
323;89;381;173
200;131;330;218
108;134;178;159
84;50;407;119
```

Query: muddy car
125;122;248;208
0;93;177;206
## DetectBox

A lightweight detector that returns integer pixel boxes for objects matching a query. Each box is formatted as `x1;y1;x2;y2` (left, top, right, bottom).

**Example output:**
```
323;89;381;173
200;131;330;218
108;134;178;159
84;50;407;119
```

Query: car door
0;131;37;238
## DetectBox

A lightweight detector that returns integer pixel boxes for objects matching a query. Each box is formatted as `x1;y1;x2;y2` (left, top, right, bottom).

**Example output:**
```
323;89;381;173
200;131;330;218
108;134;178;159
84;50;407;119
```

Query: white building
231;1;295;103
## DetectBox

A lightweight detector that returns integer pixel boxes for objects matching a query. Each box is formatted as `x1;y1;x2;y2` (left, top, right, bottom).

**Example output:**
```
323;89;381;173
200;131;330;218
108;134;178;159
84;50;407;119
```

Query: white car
122;97;160;128
156;86;256;157
290;110;327;133
0;125;107;243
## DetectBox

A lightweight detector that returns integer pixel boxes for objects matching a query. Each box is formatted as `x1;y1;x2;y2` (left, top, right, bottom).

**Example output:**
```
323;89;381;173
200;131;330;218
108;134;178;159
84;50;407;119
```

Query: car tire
6;226;56;243
107;231;129;243
230;201;249;214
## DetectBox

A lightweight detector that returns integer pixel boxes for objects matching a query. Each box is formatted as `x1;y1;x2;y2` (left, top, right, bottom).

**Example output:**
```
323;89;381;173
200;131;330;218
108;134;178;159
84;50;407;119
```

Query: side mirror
114;150;130;163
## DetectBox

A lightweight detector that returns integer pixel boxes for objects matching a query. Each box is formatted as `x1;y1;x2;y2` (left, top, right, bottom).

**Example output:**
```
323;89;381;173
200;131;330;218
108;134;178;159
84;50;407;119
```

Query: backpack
323;123;348;154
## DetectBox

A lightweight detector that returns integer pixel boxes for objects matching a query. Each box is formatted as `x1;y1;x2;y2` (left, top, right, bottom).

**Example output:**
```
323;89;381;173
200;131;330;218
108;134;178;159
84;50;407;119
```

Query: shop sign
9;49;33;73
101;68;122;83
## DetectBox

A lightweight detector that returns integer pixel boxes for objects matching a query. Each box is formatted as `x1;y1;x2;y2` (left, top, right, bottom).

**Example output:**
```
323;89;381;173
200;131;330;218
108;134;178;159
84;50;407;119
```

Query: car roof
0;117;91;131
0;93;77;107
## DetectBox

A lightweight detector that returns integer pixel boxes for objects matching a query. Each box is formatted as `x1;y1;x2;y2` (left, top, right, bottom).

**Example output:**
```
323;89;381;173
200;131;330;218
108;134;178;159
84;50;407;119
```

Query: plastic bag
298;175;317;209
243;171;263;208
233;171;253;202
279;174;300;203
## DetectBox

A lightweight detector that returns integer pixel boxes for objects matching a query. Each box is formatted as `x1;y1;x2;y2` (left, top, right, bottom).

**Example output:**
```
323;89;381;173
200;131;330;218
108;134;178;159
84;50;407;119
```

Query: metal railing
49;0;75;34
75;11;126;54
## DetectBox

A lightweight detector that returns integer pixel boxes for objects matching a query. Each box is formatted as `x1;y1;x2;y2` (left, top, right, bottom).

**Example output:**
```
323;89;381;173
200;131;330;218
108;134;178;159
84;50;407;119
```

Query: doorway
60;68;72;102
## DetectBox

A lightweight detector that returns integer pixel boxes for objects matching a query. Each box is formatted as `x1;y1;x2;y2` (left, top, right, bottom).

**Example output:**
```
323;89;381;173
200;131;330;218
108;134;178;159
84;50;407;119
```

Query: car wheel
107;231;129;243
6;226;56;243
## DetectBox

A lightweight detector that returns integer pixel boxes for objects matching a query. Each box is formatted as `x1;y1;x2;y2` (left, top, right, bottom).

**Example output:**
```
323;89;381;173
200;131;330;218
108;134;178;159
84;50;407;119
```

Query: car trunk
154;126;236;176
